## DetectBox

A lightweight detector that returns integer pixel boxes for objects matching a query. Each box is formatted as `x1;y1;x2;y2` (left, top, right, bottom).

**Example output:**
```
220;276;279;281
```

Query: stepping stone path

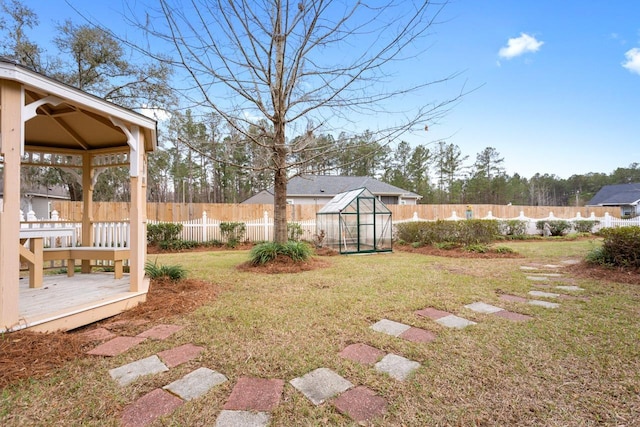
95;257;590;425
415;307;477;329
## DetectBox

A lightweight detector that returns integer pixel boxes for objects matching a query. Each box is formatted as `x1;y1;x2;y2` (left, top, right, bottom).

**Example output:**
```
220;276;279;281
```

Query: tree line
2;0;638;212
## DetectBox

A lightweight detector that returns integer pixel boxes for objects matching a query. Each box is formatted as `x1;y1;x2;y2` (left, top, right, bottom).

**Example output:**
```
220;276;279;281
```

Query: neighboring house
0;177;69;220
242;175;422;205
586;183;640;217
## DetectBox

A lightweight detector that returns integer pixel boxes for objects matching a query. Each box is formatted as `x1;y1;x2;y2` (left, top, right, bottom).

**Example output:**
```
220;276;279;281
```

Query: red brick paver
399;327;436;343
223;377;284;412
499;294;528;303
333;386;387;423
415;307;450;320
137;324;184;340
157;344;205;368
121;389;183;427
493;310;533;322
86;336;146;357
339;343;385;365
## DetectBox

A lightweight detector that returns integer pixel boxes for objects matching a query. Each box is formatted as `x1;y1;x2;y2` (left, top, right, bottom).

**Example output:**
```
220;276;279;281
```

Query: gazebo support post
81;152;93;273
0;81;23;329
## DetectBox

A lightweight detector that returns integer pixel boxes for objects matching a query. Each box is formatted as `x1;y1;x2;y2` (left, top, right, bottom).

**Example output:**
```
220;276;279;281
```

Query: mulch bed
395;244;523;259
563;261;639;286
0;277;218;389
237;255;331;274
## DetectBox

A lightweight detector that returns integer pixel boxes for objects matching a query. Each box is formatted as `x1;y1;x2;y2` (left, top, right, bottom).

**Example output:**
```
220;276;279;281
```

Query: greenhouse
316;188;393;254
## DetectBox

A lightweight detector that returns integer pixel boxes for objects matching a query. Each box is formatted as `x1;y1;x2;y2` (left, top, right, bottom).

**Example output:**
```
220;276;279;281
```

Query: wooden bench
43;247;130;279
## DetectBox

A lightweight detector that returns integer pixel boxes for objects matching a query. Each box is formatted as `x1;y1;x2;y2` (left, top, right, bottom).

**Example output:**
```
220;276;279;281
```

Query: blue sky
20;0;640;179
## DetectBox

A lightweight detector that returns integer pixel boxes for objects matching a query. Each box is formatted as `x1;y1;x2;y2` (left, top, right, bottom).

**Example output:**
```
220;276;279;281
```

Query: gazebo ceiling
1;59;157;154
25;89;129;151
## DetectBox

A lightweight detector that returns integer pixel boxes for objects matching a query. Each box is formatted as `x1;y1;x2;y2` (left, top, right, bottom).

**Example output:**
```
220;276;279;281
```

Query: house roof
586;183;640;206
279;175;421;198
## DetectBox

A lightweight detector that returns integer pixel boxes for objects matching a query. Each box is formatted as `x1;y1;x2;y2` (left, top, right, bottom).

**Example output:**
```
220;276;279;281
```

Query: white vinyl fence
21;208;640;250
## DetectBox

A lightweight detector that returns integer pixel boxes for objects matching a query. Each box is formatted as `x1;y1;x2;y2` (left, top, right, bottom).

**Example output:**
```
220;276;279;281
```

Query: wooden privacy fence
23;208;640;248
53;201;612;222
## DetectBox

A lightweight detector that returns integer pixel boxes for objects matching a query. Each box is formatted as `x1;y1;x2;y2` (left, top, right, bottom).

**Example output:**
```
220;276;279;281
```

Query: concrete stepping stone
374;354;421;381
520;266;539;271
121;388;183;427
79;327;117;342
164;367;228;401
370;319;411;337
499;294;528;303
137;324;184;340
87;336;146;357
528;290;560;299
555;285;584;291
435;314;476;329
223;377;284;412
333;385;387;423
339;343;385;365
399;327;436;343
290;368;353;405
109;355;169;387
215;410;270;427
464;302;503;314
543;264;562;268
526;276;549;281
492;310;533;322
157;343;205;368
415;307;450;320
561;259;580;265
528;300;560;309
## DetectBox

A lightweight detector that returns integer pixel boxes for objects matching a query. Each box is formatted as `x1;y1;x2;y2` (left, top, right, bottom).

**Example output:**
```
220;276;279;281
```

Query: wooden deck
9;273;148;333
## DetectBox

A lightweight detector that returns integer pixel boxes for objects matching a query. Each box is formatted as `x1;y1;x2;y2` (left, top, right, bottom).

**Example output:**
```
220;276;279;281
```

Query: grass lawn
2;240;639;426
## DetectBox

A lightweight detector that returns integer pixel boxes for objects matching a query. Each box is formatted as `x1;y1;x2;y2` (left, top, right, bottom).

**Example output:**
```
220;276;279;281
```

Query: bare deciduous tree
127;0;462;242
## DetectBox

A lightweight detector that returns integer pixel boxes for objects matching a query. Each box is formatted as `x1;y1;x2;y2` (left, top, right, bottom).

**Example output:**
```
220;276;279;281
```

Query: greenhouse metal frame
316;188;393;254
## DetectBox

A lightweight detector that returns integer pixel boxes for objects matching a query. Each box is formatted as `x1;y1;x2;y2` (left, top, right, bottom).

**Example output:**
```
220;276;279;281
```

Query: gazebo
0;59;156;332
316;187;393;254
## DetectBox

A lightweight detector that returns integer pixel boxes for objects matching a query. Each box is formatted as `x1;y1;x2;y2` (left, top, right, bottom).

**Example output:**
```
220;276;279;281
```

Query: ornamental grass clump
250;241;312;265
144;260;188;281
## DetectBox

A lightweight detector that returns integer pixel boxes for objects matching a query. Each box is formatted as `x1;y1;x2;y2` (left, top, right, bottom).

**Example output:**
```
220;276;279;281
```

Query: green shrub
395;221;426;244
411;241;422;248
287;223;304;241
249;241;312;265
465;244;489;253
158;239;199;251
589;226;640;268
220;222;246;247
434;241;458;250
144;260;187;281
147;222;183;244
499;220;528;237
573;220;599;233
494;246;516;254
396;220;500;246
536;220;571;236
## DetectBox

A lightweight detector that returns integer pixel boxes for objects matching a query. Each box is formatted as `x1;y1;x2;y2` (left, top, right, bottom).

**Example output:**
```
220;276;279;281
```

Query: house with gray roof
586;182;640;218
242;174;422;205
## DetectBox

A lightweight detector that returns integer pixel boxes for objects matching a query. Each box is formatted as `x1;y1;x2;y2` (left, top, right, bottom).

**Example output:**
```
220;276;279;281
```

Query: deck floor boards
19;273;131;319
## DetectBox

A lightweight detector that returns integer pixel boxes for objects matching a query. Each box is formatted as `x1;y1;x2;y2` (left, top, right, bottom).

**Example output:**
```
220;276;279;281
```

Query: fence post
51;210;59;221
27;210;37;221
604;212;611;229
264;211;269;241
202;211;208;241
412;212;418;221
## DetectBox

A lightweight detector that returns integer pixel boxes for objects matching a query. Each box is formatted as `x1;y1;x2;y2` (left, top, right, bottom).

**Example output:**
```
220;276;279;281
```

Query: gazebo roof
0;58;157;153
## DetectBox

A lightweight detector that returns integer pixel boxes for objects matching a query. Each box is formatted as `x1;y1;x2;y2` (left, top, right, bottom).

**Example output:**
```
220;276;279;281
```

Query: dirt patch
237;255;331;274
395;244;523;259
563;261;639;285
0;277;218;389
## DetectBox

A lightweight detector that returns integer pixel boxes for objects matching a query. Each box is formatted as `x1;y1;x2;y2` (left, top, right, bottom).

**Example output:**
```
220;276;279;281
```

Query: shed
316;188;392;254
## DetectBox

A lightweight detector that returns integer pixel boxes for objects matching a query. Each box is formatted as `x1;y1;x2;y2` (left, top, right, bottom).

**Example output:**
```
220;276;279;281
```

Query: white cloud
498;33;544;59
140;106;172;122
622;47;640;74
